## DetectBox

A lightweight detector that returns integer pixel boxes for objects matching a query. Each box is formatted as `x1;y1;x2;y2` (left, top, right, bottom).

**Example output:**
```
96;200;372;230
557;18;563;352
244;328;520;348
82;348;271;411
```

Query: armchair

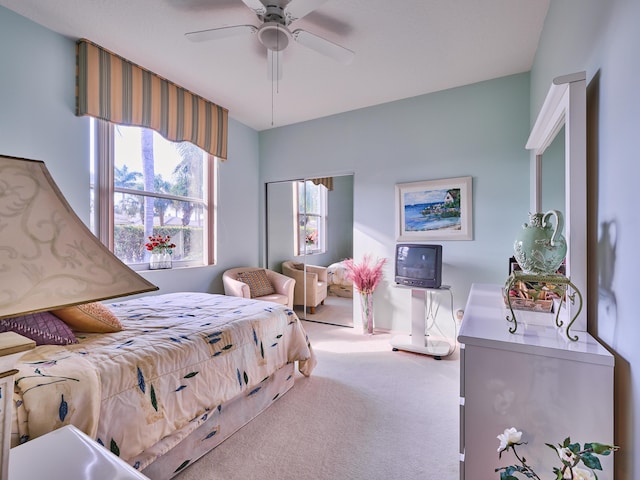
281;261;328;314
222;267;295;309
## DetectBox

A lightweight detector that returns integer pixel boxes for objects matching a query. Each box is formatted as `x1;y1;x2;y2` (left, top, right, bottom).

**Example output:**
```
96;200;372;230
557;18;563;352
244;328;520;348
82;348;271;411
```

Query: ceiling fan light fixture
257;22;291;52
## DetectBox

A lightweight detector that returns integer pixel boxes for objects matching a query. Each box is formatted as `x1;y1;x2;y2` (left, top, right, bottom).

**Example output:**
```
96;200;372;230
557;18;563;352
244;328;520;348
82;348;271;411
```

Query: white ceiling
1;0;550;131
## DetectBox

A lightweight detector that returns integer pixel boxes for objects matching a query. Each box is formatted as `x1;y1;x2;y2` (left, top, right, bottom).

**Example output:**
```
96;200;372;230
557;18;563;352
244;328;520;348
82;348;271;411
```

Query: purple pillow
0;311;78;346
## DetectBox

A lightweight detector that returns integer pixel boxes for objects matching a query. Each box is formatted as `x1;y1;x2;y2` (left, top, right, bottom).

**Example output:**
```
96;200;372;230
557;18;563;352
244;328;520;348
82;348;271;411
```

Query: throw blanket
13;293;316;465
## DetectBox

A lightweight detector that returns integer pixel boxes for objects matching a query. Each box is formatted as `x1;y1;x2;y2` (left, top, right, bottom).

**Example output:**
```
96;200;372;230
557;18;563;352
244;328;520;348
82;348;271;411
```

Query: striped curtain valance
310;177;334;191
76;39;228;159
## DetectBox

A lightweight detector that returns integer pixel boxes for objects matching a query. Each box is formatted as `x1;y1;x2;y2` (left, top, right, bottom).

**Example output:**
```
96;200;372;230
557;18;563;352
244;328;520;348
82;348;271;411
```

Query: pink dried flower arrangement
344;255;387;294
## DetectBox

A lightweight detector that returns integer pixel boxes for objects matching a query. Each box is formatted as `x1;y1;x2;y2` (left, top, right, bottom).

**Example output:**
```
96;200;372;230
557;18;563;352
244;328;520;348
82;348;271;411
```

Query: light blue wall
0;6;262;296
0;7;90;221
259;74;532;331
532;1;640;476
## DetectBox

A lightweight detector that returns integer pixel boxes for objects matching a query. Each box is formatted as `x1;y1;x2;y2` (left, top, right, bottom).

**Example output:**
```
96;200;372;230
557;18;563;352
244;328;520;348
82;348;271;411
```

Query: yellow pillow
52;302;123;333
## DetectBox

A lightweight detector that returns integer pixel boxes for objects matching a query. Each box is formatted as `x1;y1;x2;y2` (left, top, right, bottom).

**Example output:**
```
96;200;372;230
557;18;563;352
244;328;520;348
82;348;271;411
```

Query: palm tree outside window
91;120;215;268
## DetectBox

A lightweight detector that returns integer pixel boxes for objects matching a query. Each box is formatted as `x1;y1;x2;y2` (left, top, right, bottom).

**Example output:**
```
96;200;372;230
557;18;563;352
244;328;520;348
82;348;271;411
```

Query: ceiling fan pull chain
271;56;275;126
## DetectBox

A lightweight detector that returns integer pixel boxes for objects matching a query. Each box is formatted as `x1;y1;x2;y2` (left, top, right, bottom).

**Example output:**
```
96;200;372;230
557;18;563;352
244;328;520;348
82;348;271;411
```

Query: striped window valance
76;39;228;159
310;177;334;191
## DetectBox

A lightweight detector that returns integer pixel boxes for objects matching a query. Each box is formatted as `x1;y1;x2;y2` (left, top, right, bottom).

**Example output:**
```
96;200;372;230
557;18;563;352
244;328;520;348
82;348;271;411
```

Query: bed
10;292;316;479
327;261;353;298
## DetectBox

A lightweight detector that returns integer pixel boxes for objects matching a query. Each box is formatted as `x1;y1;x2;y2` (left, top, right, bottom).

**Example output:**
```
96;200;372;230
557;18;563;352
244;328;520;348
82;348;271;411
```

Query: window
91;119;215;269
296;181;328;255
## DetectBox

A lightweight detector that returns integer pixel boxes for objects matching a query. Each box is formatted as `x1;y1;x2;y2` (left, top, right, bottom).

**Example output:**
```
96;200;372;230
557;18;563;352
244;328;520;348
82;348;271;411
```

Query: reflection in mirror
541;126;565;214
266;175;354;327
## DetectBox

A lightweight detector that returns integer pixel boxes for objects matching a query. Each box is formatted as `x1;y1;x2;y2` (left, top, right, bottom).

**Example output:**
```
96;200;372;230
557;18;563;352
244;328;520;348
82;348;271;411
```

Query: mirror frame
265;175;355;326
525;71;587;331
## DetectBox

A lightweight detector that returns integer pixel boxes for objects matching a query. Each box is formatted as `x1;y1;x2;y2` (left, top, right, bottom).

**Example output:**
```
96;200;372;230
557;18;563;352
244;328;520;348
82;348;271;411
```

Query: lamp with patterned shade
0;154;158;477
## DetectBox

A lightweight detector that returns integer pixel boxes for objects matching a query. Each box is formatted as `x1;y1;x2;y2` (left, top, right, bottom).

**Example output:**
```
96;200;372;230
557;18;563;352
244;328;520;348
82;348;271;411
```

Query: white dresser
457;284;614;480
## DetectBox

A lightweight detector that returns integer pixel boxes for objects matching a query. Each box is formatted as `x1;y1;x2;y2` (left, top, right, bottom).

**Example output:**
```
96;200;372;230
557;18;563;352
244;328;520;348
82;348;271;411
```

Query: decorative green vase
513;210;567;275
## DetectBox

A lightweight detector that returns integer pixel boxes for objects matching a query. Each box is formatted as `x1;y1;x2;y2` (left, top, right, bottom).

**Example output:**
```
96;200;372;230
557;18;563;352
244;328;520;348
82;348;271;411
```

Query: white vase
359;292;374;335
149;252;172;270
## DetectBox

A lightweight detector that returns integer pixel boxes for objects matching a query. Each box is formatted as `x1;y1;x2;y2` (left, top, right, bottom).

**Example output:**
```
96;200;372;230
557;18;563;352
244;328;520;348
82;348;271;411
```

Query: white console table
457;284;614;479
390;285;456;359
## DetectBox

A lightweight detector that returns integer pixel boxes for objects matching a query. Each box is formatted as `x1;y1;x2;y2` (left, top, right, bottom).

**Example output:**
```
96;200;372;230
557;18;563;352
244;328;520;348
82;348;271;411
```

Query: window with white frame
91;119;215;269
296;180;327;255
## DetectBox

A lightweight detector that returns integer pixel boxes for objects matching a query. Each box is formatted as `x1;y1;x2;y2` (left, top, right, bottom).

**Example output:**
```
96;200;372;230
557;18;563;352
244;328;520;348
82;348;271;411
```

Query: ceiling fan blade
267;49;283;82
285;0;329;22
185;25;257;42
292;29;354;65
240;0;266;15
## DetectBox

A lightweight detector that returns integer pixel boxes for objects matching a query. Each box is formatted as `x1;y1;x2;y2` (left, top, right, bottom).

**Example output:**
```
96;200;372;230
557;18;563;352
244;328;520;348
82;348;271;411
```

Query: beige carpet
175;321;460;480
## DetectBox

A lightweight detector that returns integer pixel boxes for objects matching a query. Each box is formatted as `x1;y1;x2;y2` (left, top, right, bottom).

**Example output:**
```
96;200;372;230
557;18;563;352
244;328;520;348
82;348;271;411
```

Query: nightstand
0;332;36;480
9;424;150;479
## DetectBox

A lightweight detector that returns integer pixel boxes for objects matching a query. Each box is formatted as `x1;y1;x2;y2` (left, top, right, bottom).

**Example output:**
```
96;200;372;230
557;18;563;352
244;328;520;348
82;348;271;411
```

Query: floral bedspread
12;293;316;464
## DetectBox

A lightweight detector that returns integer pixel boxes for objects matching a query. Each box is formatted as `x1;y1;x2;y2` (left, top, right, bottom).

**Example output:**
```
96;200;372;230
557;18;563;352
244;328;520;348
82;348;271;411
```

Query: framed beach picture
395;176;473;241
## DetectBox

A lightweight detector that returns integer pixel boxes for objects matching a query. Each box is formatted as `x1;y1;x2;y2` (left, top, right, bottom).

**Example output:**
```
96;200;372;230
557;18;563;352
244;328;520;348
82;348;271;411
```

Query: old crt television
394;244;443;289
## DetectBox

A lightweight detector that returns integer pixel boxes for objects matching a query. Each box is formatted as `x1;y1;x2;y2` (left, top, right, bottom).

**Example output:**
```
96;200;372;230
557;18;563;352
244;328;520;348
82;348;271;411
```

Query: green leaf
587;442;615;455
497;466;519;480
174;459;191;473
110;438;120;457
563;437;571;448
568;442;580;454
581;452;603;470
184;371;199;379
546;442;559;454
500;474;519;480
260;341;264;358
222;344;233;350
243;371;249;385
496;465;523;479
151;384;158;411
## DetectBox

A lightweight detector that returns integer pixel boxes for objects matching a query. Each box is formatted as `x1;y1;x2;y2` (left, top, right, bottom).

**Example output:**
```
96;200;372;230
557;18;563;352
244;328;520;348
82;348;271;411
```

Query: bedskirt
141;362;295;479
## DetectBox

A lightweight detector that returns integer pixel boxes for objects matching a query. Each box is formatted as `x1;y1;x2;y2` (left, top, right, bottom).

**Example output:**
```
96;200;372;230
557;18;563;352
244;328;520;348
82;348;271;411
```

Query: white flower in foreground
497;427;522;452
563;466;595;480
557;446;578;464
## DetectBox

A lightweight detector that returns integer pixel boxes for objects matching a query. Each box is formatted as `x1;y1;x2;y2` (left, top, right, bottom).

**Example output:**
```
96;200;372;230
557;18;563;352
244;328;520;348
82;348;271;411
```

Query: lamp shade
0;155;157;319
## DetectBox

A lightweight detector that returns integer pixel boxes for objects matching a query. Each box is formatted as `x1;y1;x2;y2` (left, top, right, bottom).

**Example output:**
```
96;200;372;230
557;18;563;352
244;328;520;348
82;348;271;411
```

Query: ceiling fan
185;0;354;81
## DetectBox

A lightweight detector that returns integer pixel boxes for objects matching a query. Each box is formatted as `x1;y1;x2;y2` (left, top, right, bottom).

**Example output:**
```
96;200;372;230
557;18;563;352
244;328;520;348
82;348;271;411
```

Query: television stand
390;285;456;359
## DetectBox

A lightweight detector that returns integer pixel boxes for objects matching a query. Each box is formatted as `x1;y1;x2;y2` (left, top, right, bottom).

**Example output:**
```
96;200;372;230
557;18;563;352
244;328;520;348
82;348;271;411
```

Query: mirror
266;175;354;327
541;126;565;214
526;71;587;331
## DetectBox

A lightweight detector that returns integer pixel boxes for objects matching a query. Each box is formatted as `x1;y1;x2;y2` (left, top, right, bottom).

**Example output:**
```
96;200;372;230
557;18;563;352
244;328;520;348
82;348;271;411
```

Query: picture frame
395;176;473;241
